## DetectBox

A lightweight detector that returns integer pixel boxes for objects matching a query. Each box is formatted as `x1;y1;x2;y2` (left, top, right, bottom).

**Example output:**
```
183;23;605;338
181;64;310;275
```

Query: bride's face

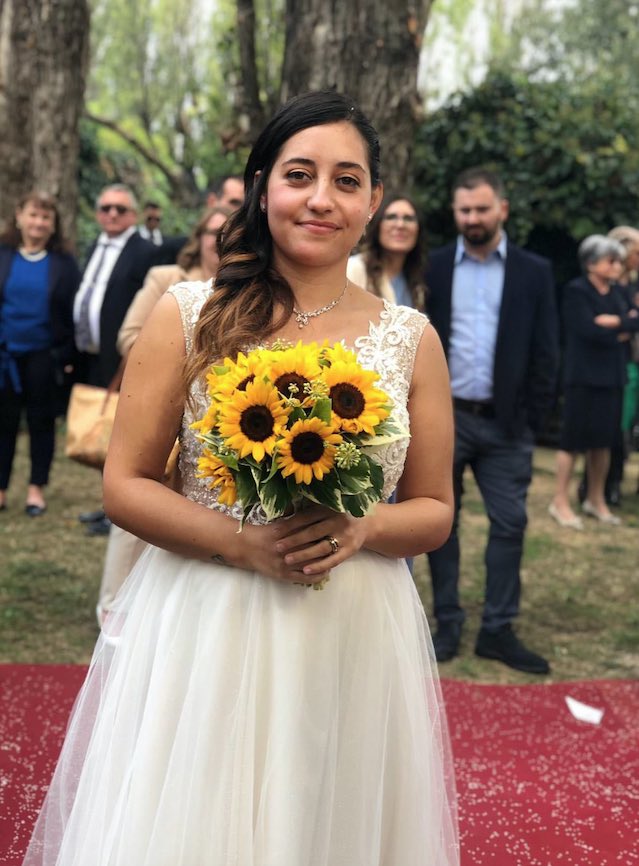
263;121;382;271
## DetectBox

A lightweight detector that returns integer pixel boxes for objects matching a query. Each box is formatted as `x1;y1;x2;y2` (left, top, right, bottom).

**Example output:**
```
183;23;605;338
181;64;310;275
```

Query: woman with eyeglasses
95;204;232;625
347;193;426;311
0;191;80;516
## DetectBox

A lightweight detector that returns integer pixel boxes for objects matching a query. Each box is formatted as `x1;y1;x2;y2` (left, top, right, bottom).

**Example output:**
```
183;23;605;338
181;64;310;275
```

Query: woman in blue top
0;191;80;515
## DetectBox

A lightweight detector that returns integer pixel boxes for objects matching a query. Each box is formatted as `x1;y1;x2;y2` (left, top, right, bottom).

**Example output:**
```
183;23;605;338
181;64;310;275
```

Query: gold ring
326;535;340;555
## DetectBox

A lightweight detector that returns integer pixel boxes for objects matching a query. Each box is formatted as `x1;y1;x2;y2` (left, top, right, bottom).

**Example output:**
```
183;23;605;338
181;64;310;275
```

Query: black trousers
0;349;57;489
427;408;534;632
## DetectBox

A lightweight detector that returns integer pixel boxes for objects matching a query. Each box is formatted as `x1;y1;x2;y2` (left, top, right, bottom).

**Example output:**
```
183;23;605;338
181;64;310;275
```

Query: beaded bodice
168;281;429;525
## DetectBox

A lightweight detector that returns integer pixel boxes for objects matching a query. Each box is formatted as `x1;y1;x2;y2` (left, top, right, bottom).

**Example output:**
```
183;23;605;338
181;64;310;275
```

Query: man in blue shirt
425;167;559;674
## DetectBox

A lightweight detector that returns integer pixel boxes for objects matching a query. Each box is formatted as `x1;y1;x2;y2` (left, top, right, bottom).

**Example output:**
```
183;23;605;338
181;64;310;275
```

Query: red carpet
1;666;638;865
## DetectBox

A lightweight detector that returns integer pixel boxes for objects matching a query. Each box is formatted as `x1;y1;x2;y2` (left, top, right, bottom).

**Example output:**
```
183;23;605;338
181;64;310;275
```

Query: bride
23;91;459;866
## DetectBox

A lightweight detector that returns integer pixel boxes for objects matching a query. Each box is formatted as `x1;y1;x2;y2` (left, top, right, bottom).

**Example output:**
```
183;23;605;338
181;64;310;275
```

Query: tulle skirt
23;545;459;866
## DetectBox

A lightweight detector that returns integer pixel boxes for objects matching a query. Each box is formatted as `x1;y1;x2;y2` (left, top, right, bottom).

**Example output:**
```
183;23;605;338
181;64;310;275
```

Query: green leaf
334;461;373;494
235;466;260;509
301;478;344;512
258;474;291;521
344;485;384;517
308;397;332;424
287;406;306;424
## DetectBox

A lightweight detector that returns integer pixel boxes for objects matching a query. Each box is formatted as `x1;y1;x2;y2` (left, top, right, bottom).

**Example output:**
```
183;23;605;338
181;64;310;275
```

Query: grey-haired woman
550;234;639;528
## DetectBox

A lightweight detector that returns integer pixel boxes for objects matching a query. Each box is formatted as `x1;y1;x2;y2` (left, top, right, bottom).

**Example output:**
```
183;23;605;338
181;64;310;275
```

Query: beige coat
117;264;205;356
347;254;396;304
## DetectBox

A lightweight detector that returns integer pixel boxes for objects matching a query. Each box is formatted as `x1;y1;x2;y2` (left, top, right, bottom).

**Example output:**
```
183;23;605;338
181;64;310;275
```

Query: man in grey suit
74;184;155;533
426;167;559;674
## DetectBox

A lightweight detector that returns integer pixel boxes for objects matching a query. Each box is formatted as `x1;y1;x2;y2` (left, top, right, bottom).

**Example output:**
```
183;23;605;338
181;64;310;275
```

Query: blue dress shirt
448;233;507;402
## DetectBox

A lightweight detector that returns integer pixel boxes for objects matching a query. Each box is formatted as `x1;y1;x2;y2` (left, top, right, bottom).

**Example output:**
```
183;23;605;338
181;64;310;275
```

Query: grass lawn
2;426;638;682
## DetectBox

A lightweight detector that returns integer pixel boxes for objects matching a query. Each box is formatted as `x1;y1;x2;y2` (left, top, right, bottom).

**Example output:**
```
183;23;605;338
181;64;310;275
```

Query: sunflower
277;417;342;485
267;341;323;403
190;401;219;435
217;378;289;461
206;349;270;401
322;360;390;435
196;450;237;507
321;342;358;367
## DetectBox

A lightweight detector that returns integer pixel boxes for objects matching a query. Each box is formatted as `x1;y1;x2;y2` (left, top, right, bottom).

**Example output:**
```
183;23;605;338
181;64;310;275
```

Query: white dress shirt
73;226;138;353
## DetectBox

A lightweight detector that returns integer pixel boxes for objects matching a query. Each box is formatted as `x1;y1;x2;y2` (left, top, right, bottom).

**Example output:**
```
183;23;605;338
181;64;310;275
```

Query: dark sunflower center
240;405;275;441
237;374;255;391
274;373;309;398
330;383;365;419
290;431;325;464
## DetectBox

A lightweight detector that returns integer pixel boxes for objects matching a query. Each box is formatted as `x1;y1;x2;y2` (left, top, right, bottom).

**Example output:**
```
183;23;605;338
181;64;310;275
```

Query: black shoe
78;508;106;524
25;504;47;517
606;485;622;507
577;479;586;505
475;624;550;674
433;622;462;662
85;516;111;536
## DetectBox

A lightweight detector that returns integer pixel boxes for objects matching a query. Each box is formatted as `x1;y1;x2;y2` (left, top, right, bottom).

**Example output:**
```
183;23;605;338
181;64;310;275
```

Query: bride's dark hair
184;91;381;395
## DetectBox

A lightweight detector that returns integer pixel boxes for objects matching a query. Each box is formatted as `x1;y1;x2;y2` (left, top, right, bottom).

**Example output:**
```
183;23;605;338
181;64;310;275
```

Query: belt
453;397;496;419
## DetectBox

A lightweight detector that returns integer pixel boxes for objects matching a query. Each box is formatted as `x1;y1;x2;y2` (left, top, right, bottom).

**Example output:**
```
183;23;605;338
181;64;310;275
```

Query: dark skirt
559;385;623;452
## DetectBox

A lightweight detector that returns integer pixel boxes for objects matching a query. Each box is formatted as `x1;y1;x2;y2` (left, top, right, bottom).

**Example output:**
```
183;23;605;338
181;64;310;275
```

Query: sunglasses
382;213;418;224
98;204;131;215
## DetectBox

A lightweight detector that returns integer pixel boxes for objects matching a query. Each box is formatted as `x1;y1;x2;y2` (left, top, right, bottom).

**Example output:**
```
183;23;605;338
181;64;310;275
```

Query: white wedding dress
23;284;459;866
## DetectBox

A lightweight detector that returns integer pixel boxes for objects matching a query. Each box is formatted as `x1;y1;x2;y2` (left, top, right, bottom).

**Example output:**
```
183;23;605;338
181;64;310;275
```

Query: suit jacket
561;276;639;388
426;240;559;438
0;244;81;368
80;232;155;384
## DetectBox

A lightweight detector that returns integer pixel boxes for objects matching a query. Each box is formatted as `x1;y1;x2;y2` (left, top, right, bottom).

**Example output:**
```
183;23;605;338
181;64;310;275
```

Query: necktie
76;242;110;352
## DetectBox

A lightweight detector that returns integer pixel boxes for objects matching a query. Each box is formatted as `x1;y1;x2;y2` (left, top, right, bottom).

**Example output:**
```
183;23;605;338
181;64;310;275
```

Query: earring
260;199;266;213
367;213;373;223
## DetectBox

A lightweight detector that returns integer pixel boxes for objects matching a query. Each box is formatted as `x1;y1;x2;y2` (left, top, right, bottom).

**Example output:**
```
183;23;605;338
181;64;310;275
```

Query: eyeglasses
382;213;418;225
98;204;130;215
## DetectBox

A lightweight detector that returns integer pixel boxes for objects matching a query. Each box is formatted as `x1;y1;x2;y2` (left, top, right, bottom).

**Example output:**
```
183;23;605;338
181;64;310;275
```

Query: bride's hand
271;505;371;578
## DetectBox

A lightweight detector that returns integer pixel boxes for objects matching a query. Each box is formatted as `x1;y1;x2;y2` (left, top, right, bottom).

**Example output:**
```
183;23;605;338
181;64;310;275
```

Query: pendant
295;311;309;328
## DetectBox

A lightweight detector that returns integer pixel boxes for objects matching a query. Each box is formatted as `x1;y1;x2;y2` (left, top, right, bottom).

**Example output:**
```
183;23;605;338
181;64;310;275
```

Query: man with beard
425;167;559;674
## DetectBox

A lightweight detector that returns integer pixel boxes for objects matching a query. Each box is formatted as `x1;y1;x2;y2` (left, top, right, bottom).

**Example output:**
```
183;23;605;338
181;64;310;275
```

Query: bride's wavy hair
184;91;381;396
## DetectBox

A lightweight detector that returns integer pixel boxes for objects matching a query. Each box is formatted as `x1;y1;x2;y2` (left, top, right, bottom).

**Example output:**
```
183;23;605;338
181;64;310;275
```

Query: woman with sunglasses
347;192;427;311
0;191;80;516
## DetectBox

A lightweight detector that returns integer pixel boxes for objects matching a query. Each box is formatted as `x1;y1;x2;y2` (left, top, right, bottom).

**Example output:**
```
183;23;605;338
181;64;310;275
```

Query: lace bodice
168;281;429;524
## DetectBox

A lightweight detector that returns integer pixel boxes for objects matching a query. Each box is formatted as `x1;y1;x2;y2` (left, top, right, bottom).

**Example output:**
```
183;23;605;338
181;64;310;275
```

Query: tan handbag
65;383;119;469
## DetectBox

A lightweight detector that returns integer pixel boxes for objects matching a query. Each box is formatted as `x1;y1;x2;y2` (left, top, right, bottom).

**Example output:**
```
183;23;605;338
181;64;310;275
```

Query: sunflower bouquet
191;341;406;527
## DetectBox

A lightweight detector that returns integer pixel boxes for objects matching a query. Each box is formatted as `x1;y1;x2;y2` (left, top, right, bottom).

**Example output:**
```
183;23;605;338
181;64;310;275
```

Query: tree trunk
0;0;90;246
279;0;433;192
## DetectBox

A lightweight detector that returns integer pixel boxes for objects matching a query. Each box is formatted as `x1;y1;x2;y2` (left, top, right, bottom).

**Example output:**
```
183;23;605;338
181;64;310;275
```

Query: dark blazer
561;276;639;388
426;240;559;438
80;231;155;384
0;244;81;369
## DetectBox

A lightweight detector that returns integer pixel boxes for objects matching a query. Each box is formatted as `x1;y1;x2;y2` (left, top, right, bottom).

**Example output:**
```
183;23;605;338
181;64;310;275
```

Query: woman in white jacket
347;193;426;310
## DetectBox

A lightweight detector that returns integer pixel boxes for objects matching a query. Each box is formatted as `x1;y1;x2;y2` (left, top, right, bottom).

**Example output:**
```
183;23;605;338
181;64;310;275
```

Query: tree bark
279;0;433;192
0;0;90;245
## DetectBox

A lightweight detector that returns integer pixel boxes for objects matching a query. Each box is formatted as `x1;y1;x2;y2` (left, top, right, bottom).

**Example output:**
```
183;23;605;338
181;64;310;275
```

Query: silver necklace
293;281;348;329
19;247;48;262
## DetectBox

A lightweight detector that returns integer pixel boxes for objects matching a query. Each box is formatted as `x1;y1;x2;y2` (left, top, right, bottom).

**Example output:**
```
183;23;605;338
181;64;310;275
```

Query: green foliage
414;71;639;284
84;0;246;212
